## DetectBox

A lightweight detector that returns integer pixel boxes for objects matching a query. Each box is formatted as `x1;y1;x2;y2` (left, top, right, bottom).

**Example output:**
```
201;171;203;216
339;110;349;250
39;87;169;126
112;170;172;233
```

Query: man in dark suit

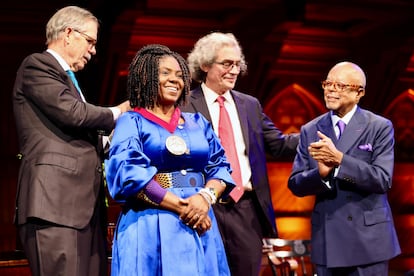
182;32;299;276
288;61;401;275
12;6;130;276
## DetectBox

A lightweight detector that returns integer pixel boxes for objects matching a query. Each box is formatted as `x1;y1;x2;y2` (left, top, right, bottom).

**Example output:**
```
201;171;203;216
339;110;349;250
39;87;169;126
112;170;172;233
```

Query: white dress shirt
201;83;253;190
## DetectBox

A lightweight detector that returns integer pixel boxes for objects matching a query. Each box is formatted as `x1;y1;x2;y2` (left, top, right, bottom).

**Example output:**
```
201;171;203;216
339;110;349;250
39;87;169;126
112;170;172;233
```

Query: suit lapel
231;91;250;152
188;87;212;121
65;72;83;101
316;108;366;152
44;51;83;101
316;114;336;142
187;87;249;151
336;108;366;152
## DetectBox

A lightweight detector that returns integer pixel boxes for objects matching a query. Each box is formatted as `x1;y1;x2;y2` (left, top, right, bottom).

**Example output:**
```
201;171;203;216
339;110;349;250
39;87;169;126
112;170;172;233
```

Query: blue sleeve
104;112;157;202
192;112;236;196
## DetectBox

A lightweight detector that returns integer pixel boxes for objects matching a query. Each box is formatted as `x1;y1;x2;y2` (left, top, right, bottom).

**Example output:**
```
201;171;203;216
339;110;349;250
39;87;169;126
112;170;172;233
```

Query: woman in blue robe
105;44;235;276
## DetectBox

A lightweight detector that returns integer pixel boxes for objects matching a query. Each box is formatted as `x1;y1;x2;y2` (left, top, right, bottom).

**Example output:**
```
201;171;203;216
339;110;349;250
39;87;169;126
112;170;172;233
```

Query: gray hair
187;32;247;83
45;6;98;45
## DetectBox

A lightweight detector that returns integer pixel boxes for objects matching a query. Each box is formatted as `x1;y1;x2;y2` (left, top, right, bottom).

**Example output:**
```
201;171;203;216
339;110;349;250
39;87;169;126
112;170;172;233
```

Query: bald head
327;61;366;89
323;61;366;117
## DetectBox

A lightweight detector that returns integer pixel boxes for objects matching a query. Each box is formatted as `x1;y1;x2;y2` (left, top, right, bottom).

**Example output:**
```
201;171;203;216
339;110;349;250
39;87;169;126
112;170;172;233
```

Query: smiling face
323;62;366;117
204;45;242;95
157;55;184;106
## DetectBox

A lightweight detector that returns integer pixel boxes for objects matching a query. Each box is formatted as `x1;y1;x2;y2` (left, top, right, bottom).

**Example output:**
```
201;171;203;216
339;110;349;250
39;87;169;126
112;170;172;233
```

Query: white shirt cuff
109;107;121;121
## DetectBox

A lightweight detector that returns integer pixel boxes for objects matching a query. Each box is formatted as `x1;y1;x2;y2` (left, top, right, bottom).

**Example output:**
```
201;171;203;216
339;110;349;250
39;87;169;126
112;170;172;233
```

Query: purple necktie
337;120;346;139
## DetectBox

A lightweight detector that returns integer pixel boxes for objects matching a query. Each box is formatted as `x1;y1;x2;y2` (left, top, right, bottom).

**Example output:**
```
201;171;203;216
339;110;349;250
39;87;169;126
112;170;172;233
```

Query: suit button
347;216;352;221
97;166;103;173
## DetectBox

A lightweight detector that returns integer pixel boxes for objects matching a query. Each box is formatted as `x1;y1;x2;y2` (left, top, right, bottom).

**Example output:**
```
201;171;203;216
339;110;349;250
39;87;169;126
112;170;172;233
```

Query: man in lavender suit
288;61;400;276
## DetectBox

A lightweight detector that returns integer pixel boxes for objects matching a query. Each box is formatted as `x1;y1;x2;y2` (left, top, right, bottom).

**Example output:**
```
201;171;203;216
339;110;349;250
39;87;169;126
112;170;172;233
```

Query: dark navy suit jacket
288;107;401;267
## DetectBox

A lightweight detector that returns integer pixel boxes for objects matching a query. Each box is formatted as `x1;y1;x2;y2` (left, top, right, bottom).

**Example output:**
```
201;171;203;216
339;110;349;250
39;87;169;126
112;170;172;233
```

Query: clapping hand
308;131;344;178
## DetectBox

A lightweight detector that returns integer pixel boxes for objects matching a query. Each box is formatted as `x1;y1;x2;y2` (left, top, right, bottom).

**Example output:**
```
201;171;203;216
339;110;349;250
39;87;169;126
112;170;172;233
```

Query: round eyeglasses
214;60;243;71
321;80;363;92
74;30;97;47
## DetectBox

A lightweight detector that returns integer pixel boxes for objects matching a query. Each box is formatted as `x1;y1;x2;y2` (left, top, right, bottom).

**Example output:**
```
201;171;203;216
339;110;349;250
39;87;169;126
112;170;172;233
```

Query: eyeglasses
74;30;97;47
214;60;243;71
321;80;363;92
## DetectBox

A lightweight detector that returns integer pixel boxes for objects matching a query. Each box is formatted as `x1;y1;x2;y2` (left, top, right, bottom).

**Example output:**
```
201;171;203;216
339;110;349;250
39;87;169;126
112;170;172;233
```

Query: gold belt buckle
218;197;234;205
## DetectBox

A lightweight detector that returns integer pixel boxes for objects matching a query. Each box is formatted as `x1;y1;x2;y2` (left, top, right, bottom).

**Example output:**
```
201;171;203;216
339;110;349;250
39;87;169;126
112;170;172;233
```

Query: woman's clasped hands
178;193;212;235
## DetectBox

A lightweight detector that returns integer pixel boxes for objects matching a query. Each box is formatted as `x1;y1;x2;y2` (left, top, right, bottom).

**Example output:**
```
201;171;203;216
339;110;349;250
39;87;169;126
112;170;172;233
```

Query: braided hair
127;44;191;108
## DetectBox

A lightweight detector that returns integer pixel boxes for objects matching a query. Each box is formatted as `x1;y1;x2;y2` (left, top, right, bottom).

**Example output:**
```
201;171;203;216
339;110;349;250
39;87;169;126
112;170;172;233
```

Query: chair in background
265;251;293;276
263;238;315;276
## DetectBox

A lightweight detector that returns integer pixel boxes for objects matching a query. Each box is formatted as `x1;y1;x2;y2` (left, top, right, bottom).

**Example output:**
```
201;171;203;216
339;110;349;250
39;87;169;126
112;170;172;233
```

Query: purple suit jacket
181;86;299;237
13;51;114;229
288;107;401;267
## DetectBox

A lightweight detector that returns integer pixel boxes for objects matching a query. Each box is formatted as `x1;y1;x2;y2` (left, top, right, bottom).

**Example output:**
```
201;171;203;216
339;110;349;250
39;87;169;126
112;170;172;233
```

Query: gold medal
165;135;188;155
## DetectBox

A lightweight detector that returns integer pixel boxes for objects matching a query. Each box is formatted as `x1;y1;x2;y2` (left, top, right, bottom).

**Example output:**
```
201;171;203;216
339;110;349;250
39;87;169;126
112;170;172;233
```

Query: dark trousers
316;261;389;276
18;211;107;276
213;192;265;276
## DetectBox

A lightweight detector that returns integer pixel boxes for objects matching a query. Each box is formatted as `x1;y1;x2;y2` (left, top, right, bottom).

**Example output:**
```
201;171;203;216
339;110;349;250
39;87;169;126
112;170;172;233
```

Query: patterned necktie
337;120;346;139
66;70;81;93
216;96;244;202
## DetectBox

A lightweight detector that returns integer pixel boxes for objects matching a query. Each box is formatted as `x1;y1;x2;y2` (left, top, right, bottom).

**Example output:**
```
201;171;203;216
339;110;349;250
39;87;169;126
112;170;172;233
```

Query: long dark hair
127;44;191;108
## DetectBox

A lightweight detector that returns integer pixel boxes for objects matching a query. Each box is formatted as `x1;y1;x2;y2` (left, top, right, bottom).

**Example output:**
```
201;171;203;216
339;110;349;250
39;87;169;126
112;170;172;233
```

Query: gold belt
136;171;205;206
154;171;205;188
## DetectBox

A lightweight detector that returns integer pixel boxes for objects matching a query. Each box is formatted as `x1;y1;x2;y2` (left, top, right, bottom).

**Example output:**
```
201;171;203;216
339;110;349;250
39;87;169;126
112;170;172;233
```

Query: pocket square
358;143;373;152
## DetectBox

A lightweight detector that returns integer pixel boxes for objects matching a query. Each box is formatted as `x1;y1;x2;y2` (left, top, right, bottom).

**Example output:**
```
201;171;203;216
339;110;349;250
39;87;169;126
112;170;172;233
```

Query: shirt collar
331;105;357;126
201;82;233;104
46;49;70;71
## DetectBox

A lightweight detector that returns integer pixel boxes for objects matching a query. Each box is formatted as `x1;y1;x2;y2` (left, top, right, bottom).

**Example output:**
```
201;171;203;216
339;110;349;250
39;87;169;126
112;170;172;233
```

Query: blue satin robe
105;110;234;276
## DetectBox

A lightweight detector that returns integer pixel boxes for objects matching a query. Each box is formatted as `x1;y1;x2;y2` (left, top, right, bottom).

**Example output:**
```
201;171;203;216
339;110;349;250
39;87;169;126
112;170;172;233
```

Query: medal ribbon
134;107;181;133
